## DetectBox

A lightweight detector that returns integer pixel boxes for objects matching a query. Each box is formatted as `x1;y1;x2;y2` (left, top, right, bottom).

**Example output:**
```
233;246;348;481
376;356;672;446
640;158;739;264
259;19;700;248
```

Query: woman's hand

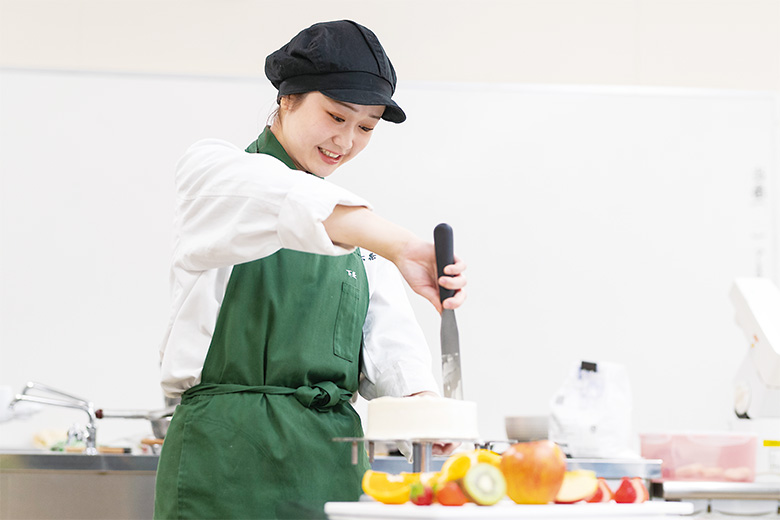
392;238;467;314
408;391;460;456
323;206;467;313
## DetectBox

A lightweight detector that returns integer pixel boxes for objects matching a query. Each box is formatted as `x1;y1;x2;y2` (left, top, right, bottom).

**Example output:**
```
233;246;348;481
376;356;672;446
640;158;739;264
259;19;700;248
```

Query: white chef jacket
159;138;439;401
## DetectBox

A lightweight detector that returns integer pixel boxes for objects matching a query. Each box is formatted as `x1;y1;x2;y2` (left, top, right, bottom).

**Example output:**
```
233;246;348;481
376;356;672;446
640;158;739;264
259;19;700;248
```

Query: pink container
639;432;757;482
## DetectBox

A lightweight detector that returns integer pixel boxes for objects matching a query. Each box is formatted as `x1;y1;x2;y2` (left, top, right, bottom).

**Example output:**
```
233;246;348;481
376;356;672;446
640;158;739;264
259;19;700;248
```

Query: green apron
155;127;371;520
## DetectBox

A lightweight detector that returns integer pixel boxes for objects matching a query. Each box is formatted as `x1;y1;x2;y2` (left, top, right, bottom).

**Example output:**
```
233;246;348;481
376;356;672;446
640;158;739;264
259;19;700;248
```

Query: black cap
265;20;406;123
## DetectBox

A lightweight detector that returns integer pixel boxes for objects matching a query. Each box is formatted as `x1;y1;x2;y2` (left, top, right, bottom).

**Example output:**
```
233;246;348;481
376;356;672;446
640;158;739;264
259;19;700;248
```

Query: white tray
324;500;694;520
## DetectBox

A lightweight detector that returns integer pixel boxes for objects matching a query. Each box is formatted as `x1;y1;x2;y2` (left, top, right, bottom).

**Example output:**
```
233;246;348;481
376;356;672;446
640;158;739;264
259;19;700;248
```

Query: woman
154;20;467;519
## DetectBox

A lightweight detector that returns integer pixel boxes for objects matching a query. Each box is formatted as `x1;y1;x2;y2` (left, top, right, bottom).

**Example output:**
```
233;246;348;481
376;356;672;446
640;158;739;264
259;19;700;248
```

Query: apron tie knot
294;381;353;412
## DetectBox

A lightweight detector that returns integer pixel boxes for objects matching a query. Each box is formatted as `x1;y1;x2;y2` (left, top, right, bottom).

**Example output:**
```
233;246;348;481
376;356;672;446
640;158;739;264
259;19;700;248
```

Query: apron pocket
333;282;361;362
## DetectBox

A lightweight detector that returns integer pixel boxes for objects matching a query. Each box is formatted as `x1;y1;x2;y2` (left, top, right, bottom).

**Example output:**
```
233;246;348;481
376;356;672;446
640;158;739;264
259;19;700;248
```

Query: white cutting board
324;500;694;520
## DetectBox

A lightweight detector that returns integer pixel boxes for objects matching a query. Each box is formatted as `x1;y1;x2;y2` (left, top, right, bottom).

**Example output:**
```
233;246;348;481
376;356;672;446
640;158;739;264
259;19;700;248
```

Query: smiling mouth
319;147;342;160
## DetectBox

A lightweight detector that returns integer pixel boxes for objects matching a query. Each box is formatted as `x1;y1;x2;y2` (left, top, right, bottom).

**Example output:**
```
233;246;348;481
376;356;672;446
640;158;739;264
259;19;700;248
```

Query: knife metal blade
440;310;463;399
434;223;463;400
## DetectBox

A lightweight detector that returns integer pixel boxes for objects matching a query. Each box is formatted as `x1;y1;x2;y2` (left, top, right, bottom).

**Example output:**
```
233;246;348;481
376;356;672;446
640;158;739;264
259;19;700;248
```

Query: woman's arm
324;205;467;313
174;139;372;271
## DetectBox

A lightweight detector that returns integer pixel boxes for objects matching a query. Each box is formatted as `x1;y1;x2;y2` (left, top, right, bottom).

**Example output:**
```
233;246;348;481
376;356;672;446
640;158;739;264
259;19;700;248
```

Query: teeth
320;148;340;159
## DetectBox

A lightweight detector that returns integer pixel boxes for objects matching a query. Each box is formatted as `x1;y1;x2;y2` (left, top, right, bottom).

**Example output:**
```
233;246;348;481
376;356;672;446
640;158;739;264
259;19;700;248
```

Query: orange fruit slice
439;452;474;482
400;472;434;485
439;449;502;484
475;449;502;468
361;470;412;504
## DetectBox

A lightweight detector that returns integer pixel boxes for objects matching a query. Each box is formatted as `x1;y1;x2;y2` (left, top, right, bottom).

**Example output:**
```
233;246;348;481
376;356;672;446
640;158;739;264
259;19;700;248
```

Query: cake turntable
332;436;494;473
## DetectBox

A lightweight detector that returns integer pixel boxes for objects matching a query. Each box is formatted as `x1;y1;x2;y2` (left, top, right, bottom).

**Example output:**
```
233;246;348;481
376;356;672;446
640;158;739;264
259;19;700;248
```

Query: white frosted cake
365;395;479;440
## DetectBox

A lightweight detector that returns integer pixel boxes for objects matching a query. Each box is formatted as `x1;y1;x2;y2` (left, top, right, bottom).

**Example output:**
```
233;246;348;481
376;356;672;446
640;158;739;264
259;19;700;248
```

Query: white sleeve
174;138;372;271
359;253;439;400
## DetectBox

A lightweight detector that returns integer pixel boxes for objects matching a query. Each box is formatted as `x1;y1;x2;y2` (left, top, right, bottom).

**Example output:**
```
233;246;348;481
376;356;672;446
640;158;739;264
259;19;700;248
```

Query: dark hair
268;93;310;127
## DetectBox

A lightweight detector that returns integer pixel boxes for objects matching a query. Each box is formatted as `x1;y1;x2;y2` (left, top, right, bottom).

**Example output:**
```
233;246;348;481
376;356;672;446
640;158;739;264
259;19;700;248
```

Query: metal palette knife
434;223;463;400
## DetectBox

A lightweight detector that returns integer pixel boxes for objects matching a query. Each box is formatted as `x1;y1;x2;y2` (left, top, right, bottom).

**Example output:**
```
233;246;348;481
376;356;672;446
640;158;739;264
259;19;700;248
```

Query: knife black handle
434;223;455;303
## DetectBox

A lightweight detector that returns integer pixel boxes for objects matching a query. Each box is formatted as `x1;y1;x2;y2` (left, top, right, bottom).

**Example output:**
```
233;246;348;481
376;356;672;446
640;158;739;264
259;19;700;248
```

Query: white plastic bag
548;361;637;458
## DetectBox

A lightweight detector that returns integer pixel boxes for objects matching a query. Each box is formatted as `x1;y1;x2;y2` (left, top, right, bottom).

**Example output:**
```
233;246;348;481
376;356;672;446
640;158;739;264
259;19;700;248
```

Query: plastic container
639;431;758;482
765;439;780;477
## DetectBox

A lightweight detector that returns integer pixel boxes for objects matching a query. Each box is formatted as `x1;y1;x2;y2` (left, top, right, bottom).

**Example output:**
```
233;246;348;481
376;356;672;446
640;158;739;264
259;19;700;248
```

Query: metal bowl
151;417;171;439
505;415;549;442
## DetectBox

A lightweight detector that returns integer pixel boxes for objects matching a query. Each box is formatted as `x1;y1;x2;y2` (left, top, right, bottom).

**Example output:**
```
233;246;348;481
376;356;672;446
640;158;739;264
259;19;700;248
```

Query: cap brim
320;89;406;124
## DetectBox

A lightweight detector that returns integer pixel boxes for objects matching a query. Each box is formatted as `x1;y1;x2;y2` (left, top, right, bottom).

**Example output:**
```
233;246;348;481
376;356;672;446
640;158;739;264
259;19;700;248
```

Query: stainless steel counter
0;449;159;472
660;481;780;517
0;450;158;520
661;481;780;501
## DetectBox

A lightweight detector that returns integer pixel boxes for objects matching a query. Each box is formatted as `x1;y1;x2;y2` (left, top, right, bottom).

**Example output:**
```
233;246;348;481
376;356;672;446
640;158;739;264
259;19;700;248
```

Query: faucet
9;382;99;455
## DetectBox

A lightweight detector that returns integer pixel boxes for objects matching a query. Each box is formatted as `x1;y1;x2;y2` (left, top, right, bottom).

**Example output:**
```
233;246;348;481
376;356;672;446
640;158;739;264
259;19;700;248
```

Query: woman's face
273;92;384;177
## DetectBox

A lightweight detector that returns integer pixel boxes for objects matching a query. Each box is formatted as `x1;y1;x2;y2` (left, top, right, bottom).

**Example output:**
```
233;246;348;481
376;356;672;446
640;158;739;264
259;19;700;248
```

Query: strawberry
632;477;649;501
410;482;434;506
436;481;469;506
614;476;648;503
586;478;614;503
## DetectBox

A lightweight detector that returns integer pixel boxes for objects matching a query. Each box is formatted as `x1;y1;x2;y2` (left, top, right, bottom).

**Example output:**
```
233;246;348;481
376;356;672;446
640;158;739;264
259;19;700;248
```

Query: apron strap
181;382;353;412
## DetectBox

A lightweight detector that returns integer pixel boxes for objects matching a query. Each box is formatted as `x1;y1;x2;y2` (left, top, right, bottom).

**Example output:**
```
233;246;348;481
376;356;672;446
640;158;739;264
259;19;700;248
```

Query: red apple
500;440;567;504
586;478;614;503
554;470;599;503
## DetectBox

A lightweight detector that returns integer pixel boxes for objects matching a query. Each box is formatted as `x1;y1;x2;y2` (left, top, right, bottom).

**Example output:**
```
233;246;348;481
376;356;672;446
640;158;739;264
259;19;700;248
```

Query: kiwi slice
461;463;507;506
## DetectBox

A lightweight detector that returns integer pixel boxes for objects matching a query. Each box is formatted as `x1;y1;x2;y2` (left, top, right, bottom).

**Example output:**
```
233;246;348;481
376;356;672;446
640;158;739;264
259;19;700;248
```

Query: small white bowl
505;415;549;442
